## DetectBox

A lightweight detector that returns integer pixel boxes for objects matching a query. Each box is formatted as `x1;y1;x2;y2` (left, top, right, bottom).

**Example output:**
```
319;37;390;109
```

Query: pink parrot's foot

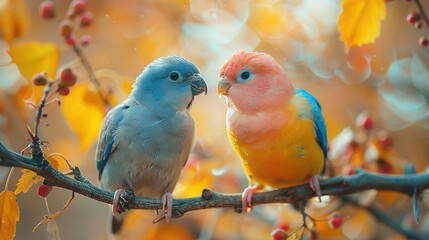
112;188;135;216
242;184;263;213
309;175;323;202
112;189;126;216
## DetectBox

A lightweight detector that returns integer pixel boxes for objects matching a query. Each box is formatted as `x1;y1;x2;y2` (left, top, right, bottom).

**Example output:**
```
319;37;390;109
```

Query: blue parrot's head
131;56;207;110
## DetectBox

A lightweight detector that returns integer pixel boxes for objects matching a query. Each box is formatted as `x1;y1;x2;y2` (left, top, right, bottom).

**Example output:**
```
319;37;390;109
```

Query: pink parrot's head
217;51;294;113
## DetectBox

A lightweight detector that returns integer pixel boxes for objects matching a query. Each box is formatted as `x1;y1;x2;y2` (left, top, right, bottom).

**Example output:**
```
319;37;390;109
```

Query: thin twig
72;44;111;107
413;0;429;27
343;196;424;239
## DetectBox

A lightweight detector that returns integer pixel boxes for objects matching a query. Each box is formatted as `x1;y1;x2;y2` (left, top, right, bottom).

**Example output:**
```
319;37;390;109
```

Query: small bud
377;159;393;174
356;112;373;130
40;1;55;19
32;73;48;86
80;35;91;46
419;36;428;47
414;22;422;29
403;0;412;2
407;12;421;24
66;36;76;46
71;0;86;14
60;68;77;86
42;113;48;118
37;184;52;198
80;11;93;27
310;228;320;240
59;86;71;96
328;213;343;229
59;19;74;37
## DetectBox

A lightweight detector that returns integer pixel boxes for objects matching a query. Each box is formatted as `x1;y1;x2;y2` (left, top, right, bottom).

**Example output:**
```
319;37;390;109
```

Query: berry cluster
31;68;77;96
39;0;92;47
402;1;429;47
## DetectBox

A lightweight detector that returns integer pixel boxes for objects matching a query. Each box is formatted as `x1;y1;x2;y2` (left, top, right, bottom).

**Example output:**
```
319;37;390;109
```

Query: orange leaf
0;190;19;240
0;0;30;44
61;83;106;152
14;169;43;195
338;0;386;48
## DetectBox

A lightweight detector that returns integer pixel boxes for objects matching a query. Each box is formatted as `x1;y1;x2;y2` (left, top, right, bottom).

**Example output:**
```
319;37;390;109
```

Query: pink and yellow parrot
217;51;327;213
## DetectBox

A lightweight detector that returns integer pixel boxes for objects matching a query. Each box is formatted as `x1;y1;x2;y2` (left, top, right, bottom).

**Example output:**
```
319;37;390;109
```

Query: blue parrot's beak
190;74;207;96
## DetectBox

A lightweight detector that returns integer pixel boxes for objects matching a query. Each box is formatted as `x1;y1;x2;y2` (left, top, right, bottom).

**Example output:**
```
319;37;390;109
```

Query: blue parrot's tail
107;211;126;237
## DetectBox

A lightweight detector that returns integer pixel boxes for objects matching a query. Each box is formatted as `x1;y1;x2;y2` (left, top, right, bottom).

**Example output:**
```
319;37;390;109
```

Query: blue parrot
94;56;207;234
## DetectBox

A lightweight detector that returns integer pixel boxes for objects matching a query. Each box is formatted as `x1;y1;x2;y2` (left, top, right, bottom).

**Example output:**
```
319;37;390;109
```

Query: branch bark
0;140;428;238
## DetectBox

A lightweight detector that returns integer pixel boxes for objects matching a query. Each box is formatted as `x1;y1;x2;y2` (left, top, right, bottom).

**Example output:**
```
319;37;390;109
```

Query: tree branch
1;140;428;237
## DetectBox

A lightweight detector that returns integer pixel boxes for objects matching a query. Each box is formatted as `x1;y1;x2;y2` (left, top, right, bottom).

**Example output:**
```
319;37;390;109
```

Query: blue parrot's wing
296;89;328;163
95;101;128;179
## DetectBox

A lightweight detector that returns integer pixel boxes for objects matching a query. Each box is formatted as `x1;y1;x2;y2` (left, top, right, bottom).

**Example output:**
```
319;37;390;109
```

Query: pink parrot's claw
309;175;323;202
112;189;126;216
241;185;263;213
154;192;174;223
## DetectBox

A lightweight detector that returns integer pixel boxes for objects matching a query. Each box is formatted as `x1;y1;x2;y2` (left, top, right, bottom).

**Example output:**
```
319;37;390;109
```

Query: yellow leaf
0;0;29;44
0;190;19;240
14;169;43;195
10;42;59;80
338;0;386;48
61;83;106;152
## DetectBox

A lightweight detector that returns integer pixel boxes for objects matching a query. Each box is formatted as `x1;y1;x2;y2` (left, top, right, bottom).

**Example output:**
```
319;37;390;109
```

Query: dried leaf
47;220;61;240
0;190;20;240
14;169;43;195
338;0;386;48
33;192;74;232
61;83;106;152
0;0;30;44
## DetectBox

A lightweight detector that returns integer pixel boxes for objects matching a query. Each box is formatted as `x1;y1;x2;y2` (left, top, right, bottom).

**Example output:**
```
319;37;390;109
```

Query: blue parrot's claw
153;192;174;223
112;188;135;216
241;184;263;214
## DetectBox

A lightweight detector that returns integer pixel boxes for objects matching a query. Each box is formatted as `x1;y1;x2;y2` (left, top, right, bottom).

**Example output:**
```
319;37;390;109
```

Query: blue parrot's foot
112;189;126;216
241;184;263;214
153;192;174;223
309;175;322;202
112;188;135;216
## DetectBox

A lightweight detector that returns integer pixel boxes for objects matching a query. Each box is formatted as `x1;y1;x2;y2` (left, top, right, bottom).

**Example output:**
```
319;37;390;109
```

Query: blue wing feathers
97;139;114;171
296;89;328;161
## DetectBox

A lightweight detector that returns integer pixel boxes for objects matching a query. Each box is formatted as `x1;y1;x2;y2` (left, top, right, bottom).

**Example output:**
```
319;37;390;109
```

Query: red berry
403;0;412;2
80;35;91;46
32;73;48;86
407;12;421;24
60;68;77;86
419;36;428;47
378;131;393;149
356;112;373;130
37;184;52;198
59;20;74;37
59;86;71;96
40;1;55;19
71;0;86;14
80;11;93;27
271;229;288;240
328;213;343;229
66;36;76;46
378;160;393;174
275;224;289;232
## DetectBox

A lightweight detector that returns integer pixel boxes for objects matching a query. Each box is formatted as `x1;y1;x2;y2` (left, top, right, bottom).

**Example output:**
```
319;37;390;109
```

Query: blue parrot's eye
237;70;254;82
169;71;181;81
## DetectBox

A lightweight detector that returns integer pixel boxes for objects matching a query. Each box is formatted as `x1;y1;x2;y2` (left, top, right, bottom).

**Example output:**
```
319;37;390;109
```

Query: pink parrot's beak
217;76;231;97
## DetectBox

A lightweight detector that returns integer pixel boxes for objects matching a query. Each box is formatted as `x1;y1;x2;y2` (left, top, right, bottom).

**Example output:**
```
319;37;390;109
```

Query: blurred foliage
0;0;428;239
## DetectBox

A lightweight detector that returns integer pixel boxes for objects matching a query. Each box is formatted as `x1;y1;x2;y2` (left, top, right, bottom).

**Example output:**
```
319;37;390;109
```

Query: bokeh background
0;0;429;239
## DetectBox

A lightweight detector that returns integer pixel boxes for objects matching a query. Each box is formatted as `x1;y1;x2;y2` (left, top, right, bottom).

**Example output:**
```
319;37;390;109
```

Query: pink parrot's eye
237;69;254;83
